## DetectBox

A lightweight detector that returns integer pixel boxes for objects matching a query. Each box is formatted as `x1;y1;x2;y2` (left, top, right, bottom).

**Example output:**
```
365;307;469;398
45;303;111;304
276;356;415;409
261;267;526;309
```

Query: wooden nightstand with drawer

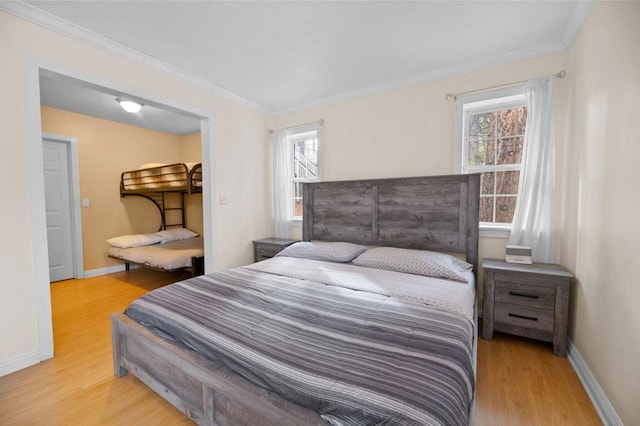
482;258;574;357
252;238;298;262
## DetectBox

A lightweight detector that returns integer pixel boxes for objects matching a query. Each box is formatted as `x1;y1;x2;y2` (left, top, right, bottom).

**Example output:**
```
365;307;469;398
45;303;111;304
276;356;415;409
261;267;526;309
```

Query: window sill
479;225;511;239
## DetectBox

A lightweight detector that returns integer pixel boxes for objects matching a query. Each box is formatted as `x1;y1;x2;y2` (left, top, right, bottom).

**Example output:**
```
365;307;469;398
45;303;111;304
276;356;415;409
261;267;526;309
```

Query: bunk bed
108;162;205;276
111;174;481;425
121;162;202;194
120;162;202;231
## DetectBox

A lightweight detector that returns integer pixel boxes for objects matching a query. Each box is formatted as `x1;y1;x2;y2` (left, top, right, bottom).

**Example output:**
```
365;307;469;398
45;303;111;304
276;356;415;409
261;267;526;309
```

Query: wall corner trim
0;351;40;377
567;339;623;426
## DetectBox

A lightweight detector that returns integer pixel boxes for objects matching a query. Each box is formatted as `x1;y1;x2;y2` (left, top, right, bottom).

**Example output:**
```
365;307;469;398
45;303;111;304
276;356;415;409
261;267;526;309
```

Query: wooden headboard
303;174;480;272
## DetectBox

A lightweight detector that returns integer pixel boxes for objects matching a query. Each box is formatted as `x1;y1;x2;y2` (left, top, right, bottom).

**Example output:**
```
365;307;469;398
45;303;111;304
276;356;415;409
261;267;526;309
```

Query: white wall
273;51;570;293
0;11;271;374
561;2;640;423
4;6;638;423
273;4;640;422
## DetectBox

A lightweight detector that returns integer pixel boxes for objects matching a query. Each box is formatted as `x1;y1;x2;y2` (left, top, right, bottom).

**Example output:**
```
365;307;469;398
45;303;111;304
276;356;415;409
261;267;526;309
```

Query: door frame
23;54;218;361
43;133;84;280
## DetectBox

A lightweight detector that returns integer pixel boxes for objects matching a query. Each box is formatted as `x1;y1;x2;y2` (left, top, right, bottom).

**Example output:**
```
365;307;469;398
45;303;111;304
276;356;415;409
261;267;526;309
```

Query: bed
106;227;204;276
120;162;203;231
111;174;480;425
120;162;202;195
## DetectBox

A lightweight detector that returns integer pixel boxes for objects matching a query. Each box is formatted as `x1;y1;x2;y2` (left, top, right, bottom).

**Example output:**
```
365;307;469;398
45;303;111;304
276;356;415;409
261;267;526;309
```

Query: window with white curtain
273;123;321;237
455;87;528;230
289;129;320;219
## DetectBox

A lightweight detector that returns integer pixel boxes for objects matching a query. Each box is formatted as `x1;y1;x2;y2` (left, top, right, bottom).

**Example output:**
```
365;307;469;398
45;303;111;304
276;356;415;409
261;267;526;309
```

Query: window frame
453;85;526;238
286;126;321;221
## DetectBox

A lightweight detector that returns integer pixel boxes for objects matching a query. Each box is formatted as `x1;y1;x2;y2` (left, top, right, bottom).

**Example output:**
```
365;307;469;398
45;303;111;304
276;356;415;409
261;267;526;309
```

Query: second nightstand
252;238;298;262
482;258;574;357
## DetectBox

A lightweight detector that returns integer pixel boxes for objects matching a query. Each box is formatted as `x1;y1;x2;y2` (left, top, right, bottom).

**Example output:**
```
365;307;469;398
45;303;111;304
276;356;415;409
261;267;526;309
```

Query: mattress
108;236;204;270
121;163;201;191
124;257;476;425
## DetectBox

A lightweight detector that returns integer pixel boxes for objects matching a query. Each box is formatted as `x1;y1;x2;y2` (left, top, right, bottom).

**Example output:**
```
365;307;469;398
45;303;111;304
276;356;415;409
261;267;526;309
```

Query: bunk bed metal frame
119;162;202;232
110;162;205;276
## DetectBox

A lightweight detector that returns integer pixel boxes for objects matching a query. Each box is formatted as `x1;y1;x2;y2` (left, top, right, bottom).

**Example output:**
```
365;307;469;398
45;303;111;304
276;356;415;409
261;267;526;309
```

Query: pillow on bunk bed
155;227;199;244
106;233;163;249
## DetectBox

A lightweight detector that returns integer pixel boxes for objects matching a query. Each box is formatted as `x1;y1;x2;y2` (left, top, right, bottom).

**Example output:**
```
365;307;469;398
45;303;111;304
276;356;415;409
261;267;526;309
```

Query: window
289;128;320;219
456;89;527;228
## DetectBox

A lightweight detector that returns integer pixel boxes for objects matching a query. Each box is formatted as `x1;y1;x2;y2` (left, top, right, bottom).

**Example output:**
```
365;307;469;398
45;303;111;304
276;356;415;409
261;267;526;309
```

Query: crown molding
2;1;589;118
272;40;568;116
561;1;593;47
0;1;268;113
213;85;269;114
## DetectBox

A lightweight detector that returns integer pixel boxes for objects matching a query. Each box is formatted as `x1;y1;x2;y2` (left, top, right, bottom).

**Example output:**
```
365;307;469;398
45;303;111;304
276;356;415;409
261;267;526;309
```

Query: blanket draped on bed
125;259;475;426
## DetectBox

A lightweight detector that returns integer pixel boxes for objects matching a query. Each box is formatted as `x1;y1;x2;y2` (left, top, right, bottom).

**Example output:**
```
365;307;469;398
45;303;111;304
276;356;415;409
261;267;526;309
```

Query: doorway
24;57;217;362
42;134;83;282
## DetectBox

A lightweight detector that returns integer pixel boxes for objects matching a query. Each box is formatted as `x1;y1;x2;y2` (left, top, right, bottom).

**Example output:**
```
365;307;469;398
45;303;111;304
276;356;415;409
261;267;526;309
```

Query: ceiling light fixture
117;97;143;113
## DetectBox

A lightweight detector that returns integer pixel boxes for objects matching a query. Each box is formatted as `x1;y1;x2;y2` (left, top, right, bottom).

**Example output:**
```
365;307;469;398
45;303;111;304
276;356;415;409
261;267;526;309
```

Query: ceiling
6;1;592;134
40;70;202;135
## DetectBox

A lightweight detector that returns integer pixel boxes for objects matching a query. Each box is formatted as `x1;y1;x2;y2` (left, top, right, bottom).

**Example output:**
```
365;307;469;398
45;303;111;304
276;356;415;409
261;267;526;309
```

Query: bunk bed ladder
162;191;186;229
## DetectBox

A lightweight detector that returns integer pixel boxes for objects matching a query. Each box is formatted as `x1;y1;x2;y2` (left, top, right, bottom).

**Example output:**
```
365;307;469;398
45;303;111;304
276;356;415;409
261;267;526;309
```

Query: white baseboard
83;263;137;278
0;351;40;377
567;339;623;426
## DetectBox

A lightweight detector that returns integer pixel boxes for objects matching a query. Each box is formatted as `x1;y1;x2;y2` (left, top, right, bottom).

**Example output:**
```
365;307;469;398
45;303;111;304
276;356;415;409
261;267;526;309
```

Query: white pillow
155;227;199;243
106;233;163;249
352;247;472;283
276;242;367;263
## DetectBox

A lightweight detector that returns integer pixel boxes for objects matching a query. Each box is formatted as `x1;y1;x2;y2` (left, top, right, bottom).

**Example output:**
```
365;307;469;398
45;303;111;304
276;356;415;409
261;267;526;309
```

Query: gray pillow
276;242;367;263
352;247;472;283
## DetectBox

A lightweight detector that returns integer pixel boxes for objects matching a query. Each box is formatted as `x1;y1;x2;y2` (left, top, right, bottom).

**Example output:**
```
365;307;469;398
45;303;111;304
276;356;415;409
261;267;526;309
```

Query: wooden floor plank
0;269;600;425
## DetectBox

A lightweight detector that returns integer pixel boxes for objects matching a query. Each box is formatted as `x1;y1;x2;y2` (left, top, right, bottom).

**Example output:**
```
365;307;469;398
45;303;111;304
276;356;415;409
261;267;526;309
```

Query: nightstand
252;238;298;262
482;258;574;357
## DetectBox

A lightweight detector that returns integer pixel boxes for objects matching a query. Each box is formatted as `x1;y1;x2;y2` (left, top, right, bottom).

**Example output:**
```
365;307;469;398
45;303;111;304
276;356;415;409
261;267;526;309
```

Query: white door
43;140;75;282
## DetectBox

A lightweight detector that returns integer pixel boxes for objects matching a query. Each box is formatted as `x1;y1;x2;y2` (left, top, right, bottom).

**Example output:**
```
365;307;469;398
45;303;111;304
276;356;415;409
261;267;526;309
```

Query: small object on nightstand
505;245;532;264
481;258;574;357
252;238;298;262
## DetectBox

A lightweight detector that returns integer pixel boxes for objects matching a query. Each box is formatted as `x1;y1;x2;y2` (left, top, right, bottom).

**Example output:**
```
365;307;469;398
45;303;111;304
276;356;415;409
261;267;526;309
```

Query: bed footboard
111;313;328;426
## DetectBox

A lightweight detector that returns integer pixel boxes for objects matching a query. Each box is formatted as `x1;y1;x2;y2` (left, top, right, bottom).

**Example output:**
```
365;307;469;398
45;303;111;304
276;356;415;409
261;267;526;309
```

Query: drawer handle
509;291;539;299
508;313;538;322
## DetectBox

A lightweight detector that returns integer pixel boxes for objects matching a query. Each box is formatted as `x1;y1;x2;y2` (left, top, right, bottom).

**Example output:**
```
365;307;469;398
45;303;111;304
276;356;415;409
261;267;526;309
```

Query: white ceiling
5;1;592;134
39;70;202;135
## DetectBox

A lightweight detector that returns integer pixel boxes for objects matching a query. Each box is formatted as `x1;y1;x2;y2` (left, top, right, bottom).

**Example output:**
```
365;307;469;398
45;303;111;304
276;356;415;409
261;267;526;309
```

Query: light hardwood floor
0;269;601;425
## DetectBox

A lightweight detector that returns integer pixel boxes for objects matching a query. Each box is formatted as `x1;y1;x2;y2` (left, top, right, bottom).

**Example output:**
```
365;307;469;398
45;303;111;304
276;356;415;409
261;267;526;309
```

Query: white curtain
273;129;292;238
508;76;557;263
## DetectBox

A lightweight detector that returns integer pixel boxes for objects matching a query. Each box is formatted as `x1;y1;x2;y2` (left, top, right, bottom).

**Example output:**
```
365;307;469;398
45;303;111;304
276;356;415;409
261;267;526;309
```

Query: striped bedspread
125;257;476;426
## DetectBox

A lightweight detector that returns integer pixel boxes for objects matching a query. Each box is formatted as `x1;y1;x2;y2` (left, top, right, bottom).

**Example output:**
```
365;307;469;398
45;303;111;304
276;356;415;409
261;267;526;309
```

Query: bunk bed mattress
122;163;202;191
124;257;476;426
108;237;203;270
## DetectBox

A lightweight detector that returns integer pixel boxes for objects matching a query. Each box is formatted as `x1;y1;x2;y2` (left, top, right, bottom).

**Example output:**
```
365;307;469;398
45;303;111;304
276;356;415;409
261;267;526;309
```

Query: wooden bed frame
111;174;480;425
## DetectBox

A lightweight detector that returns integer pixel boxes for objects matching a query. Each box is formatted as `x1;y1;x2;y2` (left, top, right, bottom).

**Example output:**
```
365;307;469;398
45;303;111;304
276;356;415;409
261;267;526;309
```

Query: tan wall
560;2;640;423
181;131;202;162
180;132;204;236
40;107;206;271
276;51;569;297
0;11;270;366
